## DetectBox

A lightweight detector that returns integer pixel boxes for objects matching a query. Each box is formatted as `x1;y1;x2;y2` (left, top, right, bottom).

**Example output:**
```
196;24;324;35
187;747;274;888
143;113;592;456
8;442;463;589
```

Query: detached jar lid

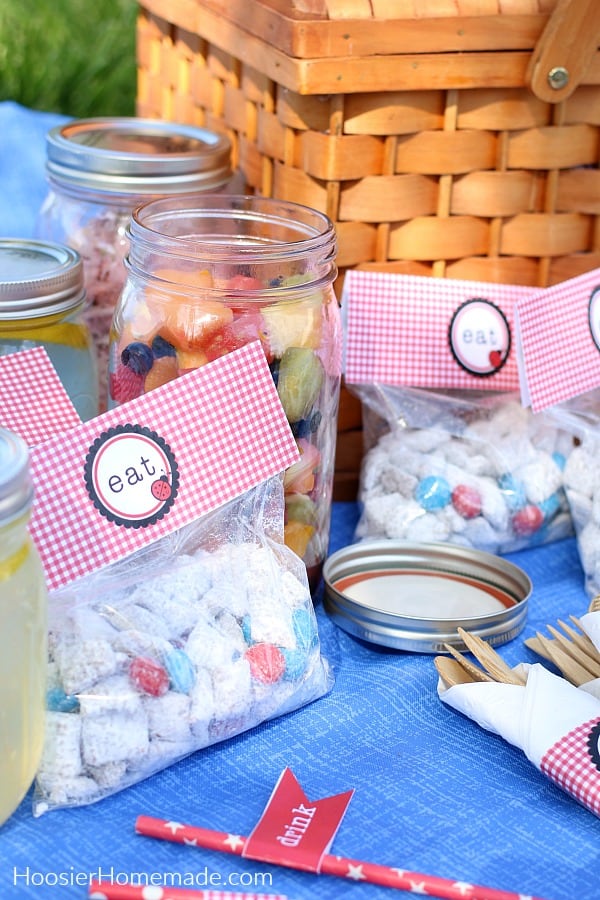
0;427;33;523
0;238;86;319
323;540;531;653
45;117;233;194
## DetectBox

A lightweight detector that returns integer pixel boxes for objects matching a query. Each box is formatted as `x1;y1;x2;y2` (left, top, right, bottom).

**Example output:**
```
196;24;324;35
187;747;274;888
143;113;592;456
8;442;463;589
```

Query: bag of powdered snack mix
517;269;600;600
23;341;333;815
342;270;574;555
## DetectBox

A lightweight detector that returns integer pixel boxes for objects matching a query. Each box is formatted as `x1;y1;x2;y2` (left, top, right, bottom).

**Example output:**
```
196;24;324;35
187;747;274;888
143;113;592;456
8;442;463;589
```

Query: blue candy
415;475;451;511
292;607;317;652
165;648;196;694
281;647;307;681
46;686;79;713
539;492;561;521
498;473;527;511
240;614;252;645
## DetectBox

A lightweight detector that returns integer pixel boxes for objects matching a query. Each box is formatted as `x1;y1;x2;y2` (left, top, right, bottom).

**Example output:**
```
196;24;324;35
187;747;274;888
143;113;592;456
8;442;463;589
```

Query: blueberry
309;409;322;433
121;341;154;375
269;358;280;387
290;412;321;438
290;418;311;439
151;335;177;359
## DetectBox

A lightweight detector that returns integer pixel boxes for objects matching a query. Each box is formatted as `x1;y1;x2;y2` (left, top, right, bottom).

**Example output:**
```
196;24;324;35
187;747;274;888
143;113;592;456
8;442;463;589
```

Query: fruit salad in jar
108;268;342;590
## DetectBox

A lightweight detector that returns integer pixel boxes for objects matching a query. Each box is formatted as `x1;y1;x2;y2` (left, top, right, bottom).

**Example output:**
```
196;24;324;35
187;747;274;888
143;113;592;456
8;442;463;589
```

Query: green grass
0;0;137;117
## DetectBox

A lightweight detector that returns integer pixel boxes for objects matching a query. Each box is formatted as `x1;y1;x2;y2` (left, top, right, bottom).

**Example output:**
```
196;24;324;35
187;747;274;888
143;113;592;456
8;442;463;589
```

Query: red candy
511;504;544;536
129;656;170;696
451;484;482;519
245;643;286;684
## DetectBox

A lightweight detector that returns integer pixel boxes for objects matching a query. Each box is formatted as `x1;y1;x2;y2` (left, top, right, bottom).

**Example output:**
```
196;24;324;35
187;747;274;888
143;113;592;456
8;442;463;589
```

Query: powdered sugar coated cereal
34;536;329;815
356;396;574;554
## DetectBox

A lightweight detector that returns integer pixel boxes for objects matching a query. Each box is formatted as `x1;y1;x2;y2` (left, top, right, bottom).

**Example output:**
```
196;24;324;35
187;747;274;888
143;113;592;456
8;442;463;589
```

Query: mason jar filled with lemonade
108;195;342;590
0;427;47;826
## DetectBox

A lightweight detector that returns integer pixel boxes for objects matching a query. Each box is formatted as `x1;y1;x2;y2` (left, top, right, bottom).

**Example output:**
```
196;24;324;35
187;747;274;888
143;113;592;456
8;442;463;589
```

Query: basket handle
527;0;600;102
289;0;373;16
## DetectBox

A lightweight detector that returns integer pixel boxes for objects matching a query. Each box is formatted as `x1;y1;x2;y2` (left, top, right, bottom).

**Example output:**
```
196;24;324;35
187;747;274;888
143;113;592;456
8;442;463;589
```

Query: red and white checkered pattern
517;268;600;412
28;341;298;592
540;715;600;817
342;270;534;391
0;346;81;445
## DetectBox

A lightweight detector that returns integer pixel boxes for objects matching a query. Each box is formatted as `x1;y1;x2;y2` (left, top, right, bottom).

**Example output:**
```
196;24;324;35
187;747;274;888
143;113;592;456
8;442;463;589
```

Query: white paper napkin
580;610;600;650
438;662;600;816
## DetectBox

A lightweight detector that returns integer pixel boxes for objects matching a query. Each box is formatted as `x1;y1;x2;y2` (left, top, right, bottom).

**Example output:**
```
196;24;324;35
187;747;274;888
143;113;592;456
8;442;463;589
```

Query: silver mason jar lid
0;427;34;524
0;238;86;319
45;117;233;194
323;539;531;653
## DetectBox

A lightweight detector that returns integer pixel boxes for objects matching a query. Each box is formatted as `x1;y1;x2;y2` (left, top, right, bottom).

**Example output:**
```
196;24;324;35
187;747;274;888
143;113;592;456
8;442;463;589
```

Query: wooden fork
435;628;526;689
524;613;600;687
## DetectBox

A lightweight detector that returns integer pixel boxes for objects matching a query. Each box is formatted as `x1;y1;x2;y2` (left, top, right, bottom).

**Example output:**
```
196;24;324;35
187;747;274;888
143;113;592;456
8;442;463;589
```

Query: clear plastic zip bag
33;476;333;815
350;383;575;555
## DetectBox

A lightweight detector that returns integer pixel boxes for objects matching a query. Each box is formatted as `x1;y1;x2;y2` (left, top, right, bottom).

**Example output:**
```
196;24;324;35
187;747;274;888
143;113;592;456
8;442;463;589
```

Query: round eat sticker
84;424;179;527
449;298;511;377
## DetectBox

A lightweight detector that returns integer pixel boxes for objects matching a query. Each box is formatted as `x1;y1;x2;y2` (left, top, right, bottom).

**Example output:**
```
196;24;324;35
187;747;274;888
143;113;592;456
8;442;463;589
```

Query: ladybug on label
151;474;172;501
488;349;504;369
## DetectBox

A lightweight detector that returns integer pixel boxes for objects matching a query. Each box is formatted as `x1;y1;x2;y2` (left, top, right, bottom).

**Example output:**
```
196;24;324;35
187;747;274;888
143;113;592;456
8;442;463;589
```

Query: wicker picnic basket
136;0;600;499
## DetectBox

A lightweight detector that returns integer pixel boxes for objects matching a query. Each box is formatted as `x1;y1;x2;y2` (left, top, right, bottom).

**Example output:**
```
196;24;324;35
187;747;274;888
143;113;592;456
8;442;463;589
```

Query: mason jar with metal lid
108;194;342;591
0;427;47;827
0;238;97;421
35;117;234;409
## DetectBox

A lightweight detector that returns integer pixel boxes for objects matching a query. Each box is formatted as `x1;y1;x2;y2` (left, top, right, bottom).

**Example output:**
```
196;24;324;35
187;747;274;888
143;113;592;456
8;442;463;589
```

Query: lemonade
0;430;47;826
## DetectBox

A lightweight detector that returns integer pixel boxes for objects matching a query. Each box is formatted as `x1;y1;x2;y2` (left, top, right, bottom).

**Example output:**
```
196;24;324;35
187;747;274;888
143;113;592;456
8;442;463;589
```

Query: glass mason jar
0;238;98;421
0;427;47;827
35;118;234;410
108;195;342;590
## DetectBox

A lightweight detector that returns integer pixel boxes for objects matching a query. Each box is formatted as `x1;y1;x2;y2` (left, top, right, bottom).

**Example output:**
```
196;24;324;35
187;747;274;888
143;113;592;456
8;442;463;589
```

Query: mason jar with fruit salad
35;117;234;411
107;194;342;590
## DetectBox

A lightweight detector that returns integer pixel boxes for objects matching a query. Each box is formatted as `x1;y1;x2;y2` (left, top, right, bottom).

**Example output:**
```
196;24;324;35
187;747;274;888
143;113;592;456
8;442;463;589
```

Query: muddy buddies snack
546;391;600;599
33;482;332;815
354;386;575;554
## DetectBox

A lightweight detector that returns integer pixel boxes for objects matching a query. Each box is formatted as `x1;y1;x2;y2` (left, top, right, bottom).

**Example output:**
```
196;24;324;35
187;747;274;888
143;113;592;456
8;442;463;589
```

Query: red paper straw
135;815;550;900
89;879;288;900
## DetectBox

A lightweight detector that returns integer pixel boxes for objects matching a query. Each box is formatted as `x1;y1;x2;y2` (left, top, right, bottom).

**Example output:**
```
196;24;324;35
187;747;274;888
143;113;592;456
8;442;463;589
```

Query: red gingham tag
28;342;299;592
516;268;600;412
342;270;535;391
0;346;81;445
540;715;600;817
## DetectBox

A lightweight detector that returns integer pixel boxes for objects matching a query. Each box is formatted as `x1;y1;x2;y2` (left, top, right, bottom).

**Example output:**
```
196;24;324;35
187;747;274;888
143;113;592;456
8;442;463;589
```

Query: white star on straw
346;863;367;881
163;821;183;834
452;883;475;896
224;833;245;851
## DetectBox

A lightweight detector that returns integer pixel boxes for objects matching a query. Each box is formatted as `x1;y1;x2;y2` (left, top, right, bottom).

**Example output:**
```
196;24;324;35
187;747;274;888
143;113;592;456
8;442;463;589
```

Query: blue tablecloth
1;102;599;900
